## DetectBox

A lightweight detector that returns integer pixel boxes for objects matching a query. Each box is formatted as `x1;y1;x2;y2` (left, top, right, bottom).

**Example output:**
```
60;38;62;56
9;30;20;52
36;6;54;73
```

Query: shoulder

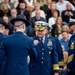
25;36;34;42
40;10;45;13
33;36;38;40
52;24;57;28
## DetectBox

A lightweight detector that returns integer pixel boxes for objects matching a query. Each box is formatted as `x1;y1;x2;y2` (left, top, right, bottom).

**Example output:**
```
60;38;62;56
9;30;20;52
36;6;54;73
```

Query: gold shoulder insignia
70;42;74;50
67;54;74;63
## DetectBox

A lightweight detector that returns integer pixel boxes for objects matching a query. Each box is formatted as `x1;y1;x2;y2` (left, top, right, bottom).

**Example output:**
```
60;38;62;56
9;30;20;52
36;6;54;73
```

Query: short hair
61;25;70;33
34;2;41;7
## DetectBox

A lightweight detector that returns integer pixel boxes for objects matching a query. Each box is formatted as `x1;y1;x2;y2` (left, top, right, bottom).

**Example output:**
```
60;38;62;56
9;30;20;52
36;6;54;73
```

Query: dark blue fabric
0;32;37;75
29;36;59;75
67;33;75;72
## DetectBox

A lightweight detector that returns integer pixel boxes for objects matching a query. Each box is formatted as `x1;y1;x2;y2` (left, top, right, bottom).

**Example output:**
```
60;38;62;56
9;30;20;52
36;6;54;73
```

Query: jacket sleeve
52;40;59;73
29;39;37;59
0;40;5;70
55;38;64;68
67;39;75;70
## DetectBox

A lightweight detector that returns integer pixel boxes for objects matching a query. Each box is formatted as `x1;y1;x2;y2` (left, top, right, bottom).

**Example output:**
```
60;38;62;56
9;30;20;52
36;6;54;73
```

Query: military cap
0;19;9;29
35;21;48;31
69;22;75;27
45;23;50;30
10;15;30;27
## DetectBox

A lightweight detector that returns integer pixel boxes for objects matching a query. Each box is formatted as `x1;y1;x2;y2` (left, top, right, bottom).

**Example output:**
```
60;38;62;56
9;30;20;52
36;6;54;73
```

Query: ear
2;25;5;30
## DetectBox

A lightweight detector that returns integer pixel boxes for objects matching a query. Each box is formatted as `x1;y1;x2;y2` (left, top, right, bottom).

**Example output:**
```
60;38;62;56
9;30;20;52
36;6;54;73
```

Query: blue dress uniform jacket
29;36;59;75
67;33;75;73
0;32;37;75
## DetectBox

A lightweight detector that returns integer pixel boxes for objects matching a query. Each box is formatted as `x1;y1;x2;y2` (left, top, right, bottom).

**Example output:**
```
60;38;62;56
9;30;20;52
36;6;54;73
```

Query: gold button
42;57;44;59
41;62;43;64
42;53;44;55
42;48;44;50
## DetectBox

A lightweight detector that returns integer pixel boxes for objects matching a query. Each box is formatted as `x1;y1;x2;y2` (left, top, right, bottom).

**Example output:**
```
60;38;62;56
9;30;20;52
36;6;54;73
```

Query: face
0;25;6;34
51;3;56;10
69;25;75;32
37;30;45;38
56;17;62;24
44;29;49;36
66;3;72;10
73;0;75;4
47;0;52;4
62;32;68;39
35;5;40;10
3;4;8;10
53;11;58;17
35;11;40;18
19;3;26;10
11;9;17;17
3;16;9;23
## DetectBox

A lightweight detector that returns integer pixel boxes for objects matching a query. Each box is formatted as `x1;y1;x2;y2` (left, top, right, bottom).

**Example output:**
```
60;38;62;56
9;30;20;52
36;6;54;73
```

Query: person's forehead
20;3;25;5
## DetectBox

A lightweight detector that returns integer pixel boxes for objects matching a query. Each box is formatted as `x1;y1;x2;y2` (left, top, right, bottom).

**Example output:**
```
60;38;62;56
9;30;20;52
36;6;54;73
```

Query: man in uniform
0;19;9;75
44;23;63;75
0;15;37;75
29;21;59;75
67;22;75;75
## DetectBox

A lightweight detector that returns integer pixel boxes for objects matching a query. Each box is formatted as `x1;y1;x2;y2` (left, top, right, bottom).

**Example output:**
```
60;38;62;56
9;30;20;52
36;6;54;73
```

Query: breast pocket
47;46;53;55
48;46;53;51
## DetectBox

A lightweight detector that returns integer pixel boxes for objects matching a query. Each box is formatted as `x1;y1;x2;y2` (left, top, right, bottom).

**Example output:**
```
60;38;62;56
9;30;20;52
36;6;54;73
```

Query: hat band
14;22;24;27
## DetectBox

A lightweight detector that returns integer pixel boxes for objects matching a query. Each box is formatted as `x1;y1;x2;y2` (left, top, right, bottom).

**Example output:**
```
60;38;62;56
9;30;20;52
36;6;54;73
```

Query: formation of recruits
0;0;75;75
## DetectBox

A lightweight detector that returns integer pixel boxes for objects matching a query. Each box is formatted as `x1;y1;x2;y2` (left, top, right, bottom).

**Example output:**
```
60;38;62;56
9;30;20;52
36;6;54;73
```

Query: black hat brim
0;21;9;29
69;22;75;27
10;18;30;26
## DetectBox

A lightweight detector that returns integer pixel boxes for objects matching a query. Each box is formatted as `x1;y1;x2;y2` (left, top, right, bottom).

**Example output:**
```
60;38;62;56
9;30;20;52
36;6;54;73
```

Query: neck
16;29;24;32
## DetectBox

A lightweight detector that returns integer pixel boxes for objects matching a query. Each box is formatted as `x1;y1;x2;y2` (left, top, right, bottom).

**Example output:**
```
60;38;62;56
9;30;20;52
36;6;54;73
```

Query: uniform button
41;62;43;64
42;57;44;59
42;53;44;55
49;51;51;54
42;48;44;50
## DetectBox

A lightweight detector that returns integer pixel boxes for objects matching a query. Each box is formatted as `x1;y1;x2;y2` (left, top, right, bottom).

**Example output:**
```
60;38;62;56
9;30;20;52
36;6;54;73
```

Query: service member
67;22;75;75
29;21;59;75
0;19;9;75
44;23;63;75
0;15;37;75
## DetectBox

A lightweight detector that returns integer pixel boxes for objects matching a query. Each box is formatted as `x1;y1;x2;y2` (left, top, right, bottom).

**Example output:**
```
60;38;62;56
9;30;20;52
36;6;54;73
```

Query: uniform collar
14;31;24;34
39;36;45;43
0;32;4;36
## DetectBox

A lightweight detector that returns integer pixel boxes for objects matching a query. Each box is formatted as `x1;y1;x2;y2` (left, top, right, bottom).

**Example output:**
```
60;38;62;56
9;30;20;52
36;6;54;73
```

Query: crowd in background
0;0;75;75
